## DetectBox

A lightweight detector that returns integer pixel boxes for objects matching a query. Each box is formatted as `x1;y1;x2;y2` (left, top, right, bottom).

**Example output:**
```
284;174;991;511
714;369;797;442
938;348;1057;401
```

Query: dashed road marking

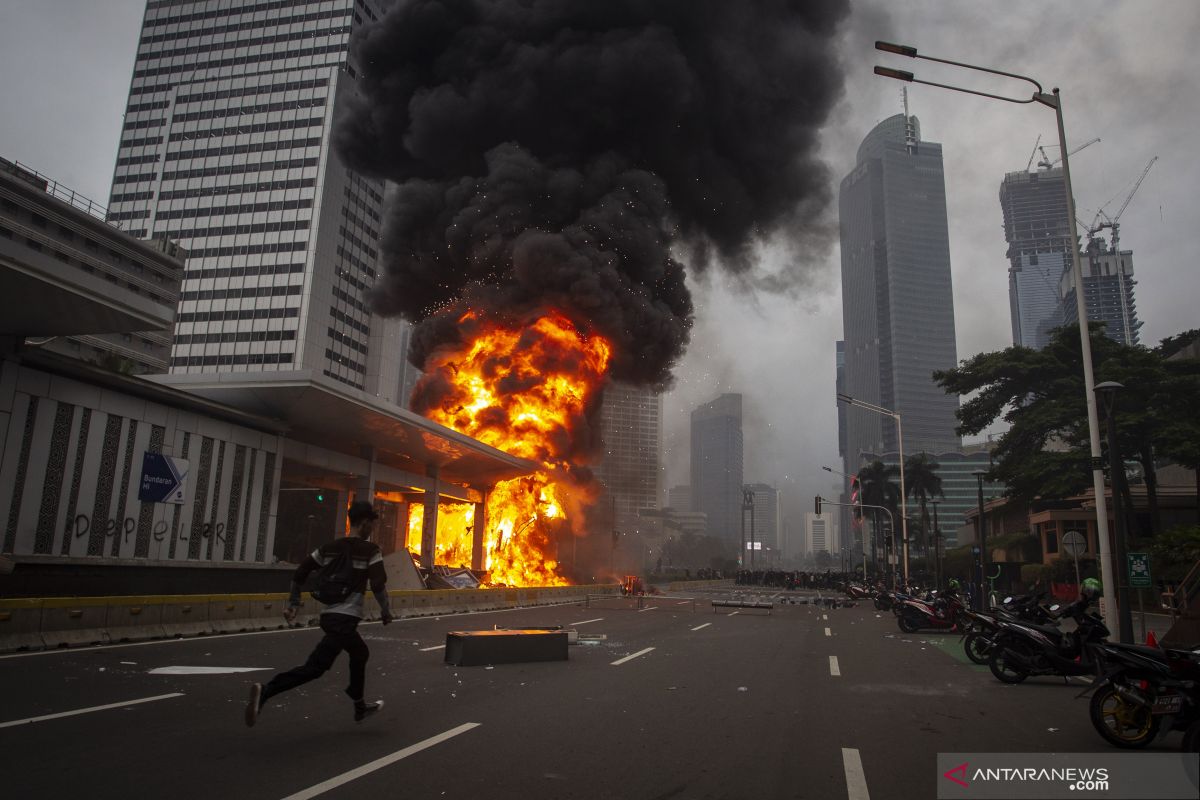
825;627;831;637
676;601;691;605
823;614;829;621
727;611;740;617
691;623;712;632
829;655;841;676
841;747;870;800
0;692;184;729
279;722;482;800
418;645;445;652
637;606;659;612
569;618;604;626
611;647;656;666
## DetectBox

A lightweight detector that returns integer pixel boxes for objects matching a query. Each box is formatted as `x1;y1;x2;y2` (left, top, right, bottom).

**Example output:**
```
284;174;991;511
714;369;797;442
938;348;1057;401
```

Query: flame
412;310;610;586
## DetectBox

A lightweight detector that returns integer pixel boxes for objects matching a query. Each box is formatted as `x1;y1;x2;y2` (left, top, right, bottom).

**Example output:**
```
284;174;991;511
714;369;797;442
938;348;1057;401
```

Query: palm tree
856;460;900;574
904;453;944;559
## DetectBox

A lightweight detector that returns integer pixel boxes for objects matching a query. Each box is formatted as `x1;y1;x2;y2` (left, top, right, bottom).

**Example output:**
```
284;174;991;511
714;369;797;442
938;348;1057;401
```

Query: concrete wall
0;358;281;564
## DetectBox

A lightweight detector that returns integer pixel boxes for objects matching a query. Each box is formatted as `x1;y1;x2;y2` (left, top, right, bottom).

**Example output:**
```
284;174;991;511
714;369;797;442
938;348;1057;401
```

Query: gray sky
2;1;1197;536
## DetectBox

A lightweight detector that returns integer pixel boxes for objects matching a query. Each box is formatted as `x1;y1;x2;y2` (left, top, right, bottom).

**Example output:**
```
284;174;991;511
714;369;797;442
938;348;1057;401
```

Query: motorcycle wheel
1089;684;1159;749
988;640;1031;684
963;632;992;665
898;612;921;633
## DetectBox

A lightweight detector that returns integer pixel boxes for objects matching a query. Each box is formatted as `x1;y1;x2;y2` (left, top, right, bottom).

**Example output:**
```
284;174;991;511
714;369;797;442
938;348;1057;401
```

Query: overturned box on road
444;629;568;666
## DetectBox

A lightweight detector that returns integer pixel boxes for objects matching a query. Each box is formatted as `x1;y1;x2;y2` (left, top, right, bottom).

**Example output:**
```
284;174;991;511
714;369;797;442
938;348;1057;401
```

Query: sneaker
245;683;263;728
354;700;384;723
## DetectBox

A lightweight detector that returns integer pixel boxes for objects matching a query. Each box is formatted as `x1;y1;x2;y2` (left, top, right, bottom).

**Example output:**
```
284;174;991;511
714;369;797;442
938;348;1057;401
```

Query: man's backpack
310;544;357;605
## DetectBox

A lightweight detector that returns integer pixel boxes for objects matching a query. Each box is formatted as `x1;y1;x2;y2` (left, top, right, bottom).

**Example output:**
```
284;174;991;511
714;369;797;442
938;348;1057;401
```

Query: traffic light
315;493;325;502
814;496;822;514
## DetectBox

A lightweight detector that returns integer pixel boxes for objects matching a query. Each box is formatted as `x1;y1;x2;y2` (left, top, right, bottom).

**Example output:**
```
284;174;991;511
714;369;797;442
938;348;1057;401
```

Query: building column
420;465;440;570
471;488;488;572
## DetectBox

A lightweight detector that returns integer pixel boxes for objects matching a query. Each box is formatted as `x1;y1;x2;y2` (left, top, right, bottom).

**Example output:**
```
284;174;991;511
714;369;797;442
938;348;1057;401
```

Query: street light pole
874;41;1118;635
973;470;987;611
1096;381;1133;643
931;501;941;590
836;394;909;584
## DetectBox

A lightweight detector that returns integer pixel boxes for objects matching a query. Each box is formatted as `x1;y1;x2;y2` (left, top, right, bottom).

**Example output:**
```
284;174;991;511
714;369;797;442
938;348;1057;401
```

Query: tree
904;452;944;558
857;460;899;565
934;323;1200;535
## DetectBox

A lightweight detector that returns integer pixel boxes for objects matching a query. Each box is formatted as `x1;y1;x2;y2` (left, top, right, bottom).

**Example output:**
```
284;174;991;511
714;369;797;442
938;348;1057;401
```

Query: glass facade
106;0;410;400
838;113;961;470
594;382;663;537
999;168;1072;349
690;394;743;547
1060;238;1142;346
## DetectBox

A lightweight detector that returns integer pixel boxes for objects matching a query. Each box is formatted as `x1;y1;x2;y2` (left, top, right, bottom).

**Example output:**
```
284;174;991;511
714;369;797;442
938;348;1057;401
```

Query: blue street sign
138;452;189;504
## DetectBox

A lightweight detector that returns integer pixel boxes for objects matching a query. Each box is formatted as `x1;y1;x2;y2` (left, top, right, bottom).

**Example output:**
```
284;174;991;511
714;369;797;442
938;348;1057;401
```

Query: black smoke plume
335;0;850;386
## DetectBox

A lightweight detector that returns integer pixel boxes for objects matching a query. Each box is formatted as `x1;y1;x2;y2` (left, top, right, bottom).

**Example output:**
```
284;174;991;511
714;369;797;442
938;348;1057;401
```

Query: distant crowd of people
735;570;858;590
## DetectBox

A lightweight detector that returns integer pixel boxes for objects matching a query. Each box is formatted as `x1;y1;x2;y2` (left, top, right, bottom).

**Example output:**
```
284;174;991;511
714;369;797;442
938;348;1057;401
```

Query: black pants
261;613;369;703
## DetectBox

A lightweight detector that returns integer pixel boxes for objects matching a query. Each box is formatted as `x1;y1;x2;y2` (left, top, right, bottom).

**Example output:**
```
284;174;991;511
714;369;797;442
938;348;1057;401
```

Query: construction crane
1037;137;1101;170
1088;156;1159;254
1025;134;1042;172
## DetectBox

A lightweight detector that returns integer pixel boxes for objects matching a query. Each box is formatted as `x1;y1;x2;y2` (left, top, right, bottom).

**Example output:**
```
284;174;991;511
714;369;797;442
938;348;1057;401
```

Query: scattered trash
119;661;137;665
1047;727;1059;732
667;686;678;690
737;686;748;692
485;666;494;670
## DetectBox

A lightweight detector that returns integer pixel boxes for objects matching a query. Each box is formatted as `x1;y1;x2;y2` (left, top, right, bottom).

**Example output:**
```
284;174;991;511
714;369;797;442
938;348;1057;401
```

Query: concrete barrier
104;596;167;642
0;583;623;652
0;598;45;650
208;595;252;634
244;594;288;631
161;596;211;637
40;597;111;648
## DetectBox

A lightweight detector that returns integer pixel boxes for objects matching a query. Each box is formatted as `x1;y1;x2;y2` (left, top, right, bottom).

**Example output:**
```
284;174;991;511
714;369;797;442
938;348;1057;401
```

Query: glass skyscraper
105;0;413;402
838;112;960;467
690;393;743;548
1060;237;1142;346
594;382;663;538
999;168;1072;350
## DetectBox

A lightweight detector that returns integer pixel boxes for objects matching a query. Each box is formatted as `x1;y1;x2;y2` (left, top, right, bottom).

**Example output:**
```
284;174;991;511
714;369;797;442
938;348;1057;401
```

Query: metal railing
3;159;124;229
1161;558;1200;618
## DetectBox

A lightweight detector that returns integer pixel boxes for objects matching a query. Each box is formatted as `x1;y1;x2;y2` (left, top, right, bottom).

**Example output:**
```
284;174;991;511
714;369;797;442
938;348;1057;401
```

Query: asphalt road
0;589;1185;799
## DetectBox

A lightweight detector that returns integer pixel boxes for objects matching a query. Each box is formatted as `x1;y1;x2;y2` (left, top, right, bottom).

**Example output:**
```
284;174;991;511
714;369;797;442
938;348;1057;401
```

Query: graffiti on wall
67;514;230;546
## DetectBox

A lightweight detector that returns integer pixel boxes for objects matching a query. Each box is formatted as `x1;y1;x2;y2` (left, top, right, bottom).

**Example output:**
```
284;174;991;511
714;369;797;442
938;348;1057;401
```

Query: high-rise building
743;482;780;552
804;511;838;559
594;382;663;538
838;111;960;476
105;0;411;401
690;393;743;548
668;484;691;511
1060;237;1141;346
1000;168;1072;350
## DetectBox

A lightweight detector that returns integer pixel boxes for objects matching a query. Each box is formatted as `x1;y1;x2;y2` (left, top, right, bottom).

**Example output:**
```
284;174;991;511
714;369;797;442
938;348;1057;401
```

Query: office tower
105;0;410;399
743;482;780;552
689;393;743;547
668;484;691;511
1000;167;1072;350
838;110;961;473
1060;237;1141;346
804;511;838;559
1;158;183;372
594;382;663;538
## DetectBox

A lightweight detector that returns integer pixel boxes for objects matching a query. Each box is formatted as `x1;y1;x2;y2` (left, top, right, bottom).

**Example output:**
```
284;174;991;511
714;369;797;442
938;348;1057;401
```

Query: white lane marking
823;614;829;620
691;623;712;632
829;656;841;676
0;692;184;729
148;666;269;675
841;747;870;800
676;601;691;605
637;606;659;612
0;603;578;661
418;645;445;652
825;628;831;637
568;618;604;626
279;722;481;800
610;647;656;666
727;611;740;617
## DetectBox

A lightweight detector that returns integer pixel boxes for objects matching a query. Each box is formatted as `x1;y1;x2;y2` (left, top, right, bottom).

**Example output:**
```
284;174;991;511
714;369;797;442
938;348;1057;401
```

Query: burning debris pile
335;0;850;585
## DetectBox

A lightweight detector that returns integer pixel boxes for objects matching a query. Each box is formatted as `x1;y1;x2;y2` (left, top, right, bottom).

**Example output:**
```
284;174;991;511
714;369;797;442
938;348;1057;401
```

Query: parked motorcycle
896;591;966;633
960;594;1061;665
1086;641;1200;749
987;594;1108;684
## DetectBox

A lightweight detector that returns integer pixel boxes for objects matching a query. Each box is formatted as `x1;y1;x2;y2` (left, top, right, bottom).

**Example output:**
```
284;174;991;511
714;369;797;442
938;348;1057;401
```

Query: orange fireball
411;310;610;586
